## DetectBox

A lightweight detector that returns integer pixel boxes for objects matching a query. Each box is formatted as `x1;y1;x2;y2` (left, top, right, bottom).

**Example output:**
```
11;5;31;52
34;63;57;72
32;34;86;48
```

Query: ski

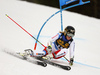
3;50;47;67
36;57;71;70
17;52;47;67
16;52;71;70
3;50;71;70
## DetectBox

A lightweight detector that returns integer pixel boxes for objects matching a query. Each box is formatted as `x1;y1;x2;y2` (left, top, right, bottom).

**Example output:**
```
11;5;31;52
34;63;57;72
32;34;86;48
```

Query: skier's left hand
69;58;74;66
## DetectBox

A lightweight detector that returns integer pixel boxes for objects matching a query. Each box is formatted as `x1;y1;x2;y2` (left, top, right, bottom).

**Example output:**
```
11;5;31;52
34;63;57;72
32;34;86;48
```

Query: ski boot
24;49;33;56
17;49;33;57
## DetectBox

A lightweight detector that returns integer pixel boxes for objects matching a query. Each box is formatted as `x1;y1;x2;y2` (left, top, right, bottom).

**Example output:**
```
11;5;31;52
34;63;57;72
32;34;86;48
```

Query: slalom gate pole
5;14;46;49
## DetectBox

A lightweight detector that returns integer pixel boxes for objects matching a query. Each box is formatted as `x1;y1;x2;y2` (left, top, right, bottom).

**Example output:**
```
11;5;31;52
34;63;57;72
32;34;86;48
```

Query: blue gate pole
79;0;84;5
60;5;63;31
34;1;90;50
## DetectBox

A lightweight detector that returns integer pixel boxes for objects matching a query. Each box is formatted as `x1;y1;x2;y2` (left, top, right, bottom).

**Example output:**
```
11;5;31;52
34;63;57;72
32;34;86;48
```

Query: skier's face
66;35;72;40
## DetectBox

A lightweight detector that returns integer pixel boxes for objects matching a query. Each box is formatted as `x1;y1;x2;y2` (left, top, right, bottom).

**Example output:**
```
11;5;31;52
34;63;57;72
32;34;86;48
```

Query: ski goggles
65;31;74;37
67;33;74;37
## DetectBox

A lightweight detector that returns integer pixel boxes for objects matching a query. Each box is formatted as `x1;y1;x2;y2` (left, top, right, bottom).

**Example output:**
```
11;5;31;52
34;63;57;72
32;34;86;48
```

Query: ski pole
6;14;70;62
5;14;46;49
64;57;70;62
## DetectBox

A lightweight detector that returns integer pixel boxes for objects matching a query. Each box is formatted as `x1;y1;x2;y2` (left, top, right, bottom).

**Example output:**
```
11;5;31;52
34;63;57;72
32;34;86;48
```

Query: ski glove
69;58;74;66
46;45;52;54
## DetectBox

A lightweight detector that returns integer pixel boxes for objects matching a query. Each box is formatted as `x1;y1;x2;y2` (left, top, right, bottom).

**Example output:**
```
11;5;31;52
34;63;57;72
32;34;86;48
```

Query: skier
23;26;75;66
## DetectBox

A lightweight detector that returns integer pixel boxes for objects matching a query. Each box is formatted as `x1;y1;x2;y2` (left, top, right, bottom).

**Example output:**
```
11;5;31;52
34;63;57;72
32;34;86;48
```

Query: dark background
21;0;100;19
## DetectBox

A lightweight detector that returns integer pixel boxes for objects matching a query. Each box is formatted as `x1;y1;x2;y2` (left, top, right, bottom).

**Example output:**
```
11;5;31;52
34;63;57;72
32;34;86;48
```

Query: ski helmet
64;26;75;37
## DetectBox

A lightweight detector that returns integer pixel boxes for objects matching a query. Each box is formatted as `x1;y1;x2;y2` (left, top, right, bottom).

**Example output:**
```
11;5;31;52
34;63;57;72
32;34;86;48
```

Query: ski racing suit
33;33;75;59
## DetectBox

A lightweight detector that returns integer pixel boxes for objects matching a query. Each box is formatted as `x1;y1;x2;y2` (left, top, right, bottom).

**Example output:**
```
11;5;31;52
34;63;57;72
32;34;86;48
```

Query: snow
0;0;100;75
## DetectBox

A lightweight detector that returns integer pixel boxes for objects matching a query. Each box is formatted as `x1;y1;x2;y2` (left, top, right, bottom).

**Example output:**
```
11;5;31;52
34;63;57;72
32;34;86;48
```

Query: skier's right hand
46;45;52;54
